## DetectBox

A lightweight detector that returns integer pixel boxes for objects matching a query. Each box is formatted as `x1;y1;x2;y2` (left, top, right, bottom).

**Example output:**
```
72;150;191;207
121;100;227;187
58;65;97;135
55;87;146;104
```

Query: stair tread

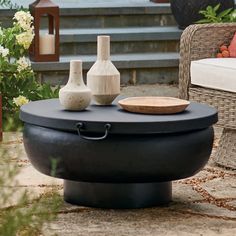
0;1;171;16
1;0;166;8
60;2;170;15
49;0;166;9
59;26;181;34
48;26;182;42
32;52;179;71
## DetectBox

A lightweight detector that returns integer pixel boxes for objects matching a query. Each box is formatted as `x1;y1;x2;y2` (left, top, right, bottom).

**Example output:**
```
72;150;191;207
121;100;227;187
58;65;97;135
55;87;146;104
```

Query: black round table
20;97;218;208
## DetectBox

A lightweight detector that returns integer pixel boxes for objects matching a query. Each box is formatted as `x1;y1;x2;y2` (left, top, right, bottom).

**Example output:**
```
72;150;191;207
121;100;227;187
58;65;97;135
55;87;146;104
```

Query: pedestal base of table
64;180;172;209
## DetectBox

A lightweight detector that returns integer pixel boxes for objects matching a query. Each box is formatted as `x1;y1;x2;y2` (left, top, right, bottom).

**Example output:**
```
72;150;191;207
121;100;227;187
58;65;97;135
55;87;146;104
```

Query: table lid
20;97;218;134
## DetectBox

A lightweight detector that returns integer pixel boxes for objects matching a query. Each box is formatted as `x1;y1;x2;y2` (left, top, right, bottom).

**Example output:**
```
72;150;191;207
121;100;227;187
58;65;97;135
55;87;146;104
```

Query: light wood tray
118;97;190;114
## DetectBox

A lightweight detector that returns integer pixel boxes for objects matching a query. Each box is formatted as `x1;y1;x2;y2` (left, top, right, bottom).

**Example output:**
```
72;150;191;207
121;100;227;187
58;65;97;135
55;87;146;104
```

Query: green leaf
196;19;212;24
198;3;234;24
213;3;220;12
218;8;233;18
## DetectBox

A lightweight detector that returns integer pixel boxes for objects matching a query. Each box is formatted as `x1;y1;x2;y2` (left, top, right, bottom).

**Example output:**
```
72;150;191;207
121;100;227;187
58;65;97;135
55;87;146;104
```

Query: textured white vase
59;60;91;110
87;35;120;105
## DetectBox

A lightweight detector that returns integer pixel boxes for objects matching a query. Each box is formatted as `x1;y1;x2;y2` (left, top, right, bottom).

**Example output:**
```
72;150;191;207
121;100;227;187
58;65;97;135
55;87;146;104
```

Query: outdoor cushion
190;58;236;93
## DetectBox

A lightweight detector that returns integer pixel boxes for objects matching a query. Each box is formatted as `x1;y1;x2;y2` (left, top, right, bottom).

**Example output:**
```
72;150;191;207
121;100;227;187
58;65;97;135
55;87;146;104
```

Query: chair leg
213;128;236;169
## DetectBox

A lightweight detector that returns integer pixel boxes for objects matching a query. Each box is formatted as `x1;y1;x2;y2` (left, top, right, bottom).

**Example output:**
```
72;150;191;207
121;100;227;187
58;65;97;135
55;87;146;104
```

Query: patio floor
1;84;236;235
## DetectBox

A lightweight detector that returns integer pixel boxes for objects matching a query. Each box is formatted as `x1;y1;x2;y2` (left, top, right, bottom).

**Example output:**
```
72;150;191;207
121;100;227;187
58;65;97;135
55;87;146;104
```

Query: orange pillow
228;32;236;58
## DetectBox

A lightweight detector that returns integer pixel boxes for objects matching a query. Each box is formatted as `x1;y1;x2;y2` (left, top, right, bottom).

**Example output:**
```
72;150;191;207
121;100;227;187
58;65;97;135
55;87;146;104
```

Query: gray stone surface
121;83;178;97
0;12;176;29
172;183;203;202
58;27;181;55
58;27;182;43
0;0;174;28
39;67;179;86
34;53;179;86
202;176;236;199
42;208;236;236
184;202;236;218
32;53;179;71
0;1;171;15
229;200;236;207
60;40;179;55
56;26;181;55
14;164;62;187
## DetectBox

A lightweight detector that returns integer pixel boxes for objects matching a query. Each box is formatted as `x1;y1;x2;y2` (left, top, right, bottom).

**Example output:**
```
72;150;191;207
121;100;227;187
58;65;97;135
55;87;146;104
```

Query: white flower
13;95;29;107
14;11;34;31
16;30;34;49
17;56;31;72
0;45;9;58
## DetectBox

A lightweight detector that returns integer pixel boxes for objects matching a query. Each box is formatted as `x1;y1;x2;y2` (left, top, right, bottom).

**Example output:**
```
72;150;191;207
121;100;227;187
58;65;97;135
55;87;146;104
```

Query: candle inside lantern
39;34;55;55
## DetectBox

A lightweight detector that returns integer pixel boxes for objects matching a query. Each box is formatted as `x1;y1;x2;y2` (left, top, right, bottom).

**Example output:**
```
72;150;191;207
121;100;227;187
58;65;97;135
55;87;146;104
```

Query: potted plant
170;0;235;29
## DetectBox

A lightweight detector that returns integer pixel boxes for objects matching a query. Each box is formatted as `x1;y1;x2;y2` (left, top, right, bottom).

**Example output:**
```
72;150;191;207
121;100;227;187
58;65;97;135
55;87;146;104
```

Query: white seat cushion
190;58;236;93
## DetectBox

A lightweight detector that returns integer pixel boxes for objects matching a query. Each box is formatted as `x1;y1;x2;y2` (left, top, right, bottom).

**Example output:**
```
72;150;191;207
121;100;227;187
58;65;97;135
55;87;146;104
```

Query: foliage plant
0;11;59;131
0;148;63;236
0;0;19;9
197;4;236;23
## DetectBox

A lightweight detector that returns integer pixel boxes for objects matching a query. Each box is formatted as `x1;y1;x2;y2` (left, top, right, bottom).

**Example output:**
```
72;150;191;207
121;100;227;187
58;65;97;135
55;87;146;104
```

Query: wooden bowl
118;97;190;114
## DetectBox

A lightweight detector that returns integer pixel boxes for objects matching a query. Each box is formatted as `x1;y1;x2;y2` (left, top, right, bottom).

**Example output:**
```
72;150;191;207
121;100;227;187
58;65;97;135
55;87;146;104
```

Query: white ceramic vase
59;60;91;110
87;35;120;105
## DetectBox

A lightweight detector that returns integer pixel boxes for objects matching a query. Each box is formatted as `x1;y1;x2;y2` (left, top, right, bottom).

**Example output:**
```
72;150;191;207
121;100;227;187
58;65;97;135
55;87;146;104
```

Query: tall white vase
59;60;91;110
87;35;120;105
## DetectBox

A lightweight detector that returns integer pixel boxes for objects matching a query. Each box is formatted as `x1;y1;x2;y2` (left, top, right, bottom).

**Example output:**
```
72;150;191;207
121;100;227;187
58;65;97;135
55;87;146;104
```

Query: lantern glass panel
39;14;56;55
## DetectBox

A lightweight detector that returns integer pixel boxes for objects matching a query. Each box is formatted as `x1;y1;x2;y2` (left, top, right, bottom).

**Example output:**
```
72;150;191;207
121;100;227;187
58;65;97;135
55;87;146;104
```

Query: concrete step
32;52;179;86
57;27;182;55
1;1;180;85
0;2;175;28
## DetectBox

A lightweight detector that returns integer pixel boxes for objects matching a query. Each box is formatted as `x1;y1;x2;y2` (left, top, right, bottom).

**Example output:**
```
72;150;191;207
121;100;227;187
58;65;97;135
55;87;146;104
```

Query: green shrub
0;11;59;131
0;149;63;236
0;0;19;9
197;4;236;23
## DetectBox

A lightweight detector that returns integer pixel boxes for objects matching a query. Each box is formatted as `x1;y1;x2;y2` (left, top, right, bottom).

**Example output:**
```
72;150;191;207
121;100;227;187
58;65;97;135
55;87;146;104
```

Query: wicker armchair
179;23;236;169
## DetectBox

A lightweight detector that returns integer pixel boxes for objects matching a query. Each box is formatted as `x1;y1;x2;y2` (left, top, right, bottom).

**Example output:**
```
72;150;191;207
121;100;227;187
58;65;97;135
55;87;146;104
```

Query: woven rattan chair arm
178;23;236;100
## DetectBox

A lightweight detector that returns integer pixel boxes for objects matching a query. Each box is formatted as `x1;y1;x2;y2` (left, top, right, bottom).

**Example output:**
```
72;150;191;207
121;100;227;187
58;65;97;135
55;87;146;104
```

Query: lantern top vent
30;0;58;9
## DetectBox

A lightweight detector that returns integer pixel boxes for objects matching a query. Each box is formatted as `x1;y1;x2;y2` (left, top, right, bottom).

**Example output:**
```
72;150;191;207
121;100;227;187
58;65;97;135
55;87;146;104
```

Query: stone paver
43;207;236;236
14;164;63;187
202;176;236;199
1;84;236;235
172;182;203;202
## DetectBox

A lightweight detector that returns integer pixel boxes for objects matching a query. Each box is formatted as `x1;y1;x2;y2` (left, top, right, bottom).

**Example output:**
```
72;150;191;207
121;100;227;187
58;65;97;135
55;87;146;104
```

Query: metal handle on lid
76;122;111;141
